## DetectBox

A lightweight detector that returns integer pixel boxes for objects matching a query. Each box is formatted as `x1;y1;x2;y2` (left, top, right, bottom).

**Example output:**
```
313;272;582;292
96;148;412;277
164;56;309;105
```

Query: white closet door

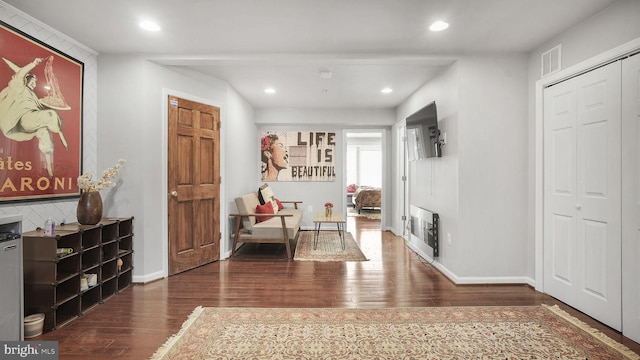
622;54;640;342
544;61;622;330
544;74;578;305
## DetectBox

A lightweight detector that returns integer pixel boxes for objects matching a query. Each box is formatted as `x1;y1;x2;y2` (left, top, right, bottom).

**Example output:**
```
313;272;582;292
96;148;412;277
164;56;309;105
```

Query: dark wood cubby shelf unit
22;217;134;333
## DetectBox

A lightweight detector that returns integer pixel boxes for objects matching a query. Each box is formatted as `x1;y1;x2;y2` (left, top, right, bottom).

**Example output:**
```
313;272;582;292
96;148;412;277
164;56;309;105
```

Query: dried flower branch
77;159;126;192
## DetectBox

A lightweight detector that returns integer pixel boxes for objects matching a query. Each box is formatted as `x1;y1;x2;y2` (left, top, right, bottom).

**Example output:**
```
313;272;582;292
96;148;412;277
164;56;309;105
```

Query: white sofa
231;190;303;259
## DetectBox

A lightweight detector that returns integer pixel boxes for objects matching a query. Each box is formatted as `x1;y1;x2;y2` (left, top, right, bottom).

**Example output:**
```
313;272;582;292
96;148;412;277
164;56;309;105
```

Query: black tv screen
406;101;441;160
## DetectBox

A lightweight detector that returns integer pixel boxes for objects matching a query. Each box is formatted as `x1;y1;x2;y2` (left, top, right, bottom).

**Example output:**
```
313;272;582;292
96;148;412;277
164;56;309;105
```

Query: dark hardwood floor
33;213;640;359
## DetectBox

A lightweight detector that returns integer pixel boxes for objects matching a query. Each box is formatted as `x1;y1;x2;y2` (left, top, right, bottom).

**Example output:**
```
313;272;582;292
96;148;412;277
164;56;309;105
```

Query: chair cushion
255;202;274;223
251;208;302;239
235;193;260;230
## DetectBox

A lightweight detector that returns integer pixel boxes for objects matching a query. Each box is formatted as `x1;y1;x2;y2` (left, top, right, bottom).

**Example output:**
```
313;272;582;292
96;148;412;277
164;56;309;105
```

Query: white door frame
342;129;387;227
621;52;640;343
534;38;640;292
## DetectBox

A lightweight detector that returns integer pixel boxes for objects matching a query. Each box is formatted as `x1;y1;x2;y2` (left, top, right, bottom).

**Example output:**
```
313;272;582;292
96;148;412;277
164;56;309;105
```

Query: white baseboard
387;226;402;236
133;269;165;284
405;241;535;286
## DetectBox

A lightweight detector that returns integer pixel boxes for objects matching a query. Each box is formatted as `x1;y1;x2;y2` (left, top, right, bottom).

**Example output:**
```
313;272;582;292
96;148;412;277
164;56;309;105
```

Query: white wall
457;55;528;279
396;62;460;271
0;3;98;230
396;54;530;283
97;56;256;281
256;108;395;126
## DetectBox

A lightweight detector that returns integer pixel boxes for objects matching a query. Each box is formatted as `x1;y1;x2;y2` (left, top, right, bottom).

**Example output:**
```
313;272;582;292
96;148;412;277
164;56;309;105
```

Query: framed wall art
261;131;336;182
0;20;84;202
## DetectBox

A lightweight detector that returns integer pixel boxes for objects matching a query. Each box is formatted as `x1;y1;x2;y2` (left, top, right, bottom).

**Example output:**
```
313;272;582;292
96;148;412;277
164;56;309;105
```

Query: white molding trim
133;270;164;284
405;241;535;286
534;36;640;292
385;225;398;234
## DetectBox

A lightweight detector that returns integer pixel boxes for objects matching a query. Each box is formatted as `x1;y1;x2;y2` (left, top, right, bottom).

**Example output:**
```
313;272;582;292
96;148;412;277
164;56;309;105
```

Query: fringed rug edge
149;305;204;360
542;304;640;360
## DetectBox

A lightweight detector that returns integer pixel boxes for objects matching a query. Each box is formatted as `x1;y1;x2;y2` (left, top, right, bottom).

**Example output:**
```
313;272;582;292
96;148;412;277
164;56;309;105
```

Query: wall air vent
541;44;562;77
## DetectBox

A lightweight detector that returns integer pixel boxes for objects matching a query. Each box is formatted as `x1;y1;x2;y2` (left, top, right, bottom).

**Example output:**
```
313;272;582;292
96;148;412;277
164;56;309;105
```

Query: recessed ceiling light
264;88;276;94
381;88;393;94
319;71;333;79
429;21;449;32
139;21;161;32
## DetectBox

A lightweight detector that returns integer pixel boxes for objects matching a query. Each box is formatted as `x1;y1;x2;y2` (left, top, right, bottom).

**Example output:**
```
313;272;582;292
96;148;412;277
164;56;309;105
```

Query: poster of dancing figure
0;21;83;202
261;131;336;182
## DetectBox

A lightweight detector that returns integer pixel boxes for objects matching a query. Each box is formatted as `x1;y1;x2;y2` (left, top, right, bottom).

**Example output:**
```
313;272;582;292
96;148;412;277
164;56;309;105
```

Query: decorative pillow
258;183;278;214
274;198;284;211
255;202;274;223
258;183;274;204
347;183;357;193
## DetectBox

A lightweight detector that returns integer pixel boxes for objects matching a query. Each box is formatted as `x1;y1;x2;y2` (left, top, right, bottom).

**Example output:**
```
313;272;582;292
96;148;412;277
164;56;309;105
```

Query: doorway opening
344;131;383;224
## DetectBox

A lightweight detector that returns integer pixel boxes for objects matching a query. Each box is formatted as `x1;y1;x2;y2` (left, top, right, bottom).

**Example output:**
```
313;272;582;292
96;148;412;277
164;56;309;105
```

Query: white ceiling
3;0;617;109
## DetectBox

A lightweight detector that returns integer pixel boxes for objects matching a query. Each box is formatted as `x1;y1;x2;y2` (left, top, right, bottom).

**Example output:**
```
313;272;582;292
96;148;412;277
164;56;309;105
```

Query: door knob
171;191;178;197
576;204;582;210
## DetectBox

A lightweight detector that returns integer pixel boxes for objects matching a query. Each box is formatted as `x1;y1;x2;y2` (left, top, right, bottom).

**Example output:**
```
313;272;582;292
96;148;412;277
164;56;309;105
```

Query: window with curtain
346;133;382;188
358;148;382;187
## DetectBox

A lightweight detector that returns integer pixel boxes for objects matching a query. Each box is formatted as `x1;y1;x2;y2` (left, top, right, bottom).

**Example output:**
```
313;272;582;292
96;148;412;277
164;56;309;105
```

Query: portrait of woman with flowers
261;133;289;181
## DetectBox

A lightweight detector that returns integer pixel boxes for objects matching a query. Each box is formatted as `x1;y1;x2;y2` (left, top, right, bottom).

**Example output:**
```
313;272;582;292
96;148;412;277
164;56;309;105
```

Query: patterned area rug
347;208;381;220
151;306;640;360
294;231;367;261
364;211;381;220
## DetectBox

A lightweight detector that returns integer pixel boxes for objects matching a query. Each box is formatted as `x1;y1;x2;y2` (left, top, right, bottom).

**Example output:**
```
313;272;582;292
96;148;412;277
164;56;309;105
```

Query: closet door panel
575;61;621;330
544;77;578;304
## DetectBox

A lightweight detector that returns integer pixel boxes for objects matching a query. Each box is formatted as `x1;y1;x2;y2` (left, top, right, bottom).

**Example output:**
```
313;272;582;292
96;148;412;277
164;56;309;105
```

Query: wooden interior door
168;95;220;275
543;61;621;330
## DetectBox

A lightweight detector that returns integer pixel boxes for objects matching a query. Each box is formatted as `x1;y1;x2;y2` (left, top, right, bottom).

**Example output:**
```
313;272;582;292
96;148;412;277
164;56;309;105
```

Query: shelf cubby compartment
23;256;80;285
55;275;80;305
81;247;101;271
81;227;101;249
102;240;118;262
119;252;134;274
57;233;82;254
23;231;81;260
80;285;101;312
101;258;117;282
53;296;80;330
100;221;118;242
119;235;133;253
57;255;81;282
102;277;117;300
117;267;133;292
118;218;133;237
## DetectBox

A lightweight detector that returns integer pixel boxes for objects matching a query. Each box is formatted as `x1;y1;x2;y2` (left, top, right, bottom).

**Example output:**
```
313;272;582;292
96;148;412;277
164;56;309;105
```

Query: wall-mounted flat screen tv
406;101;441;161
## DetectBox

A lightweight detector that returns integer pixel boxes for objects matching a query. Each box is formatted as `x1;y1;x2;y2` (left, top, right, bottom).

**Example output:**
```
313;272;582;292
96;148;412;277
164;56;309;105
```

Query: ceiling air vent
541;45;561;77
